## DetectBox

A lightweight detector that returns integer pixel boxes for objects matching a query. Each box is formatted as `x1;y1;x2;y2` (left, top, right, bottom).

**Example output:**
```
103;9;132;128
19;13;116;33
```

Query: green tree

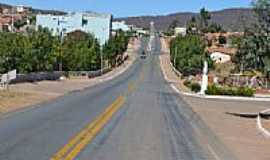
14;19;27;30
103;30;129;67
218;35;227;45
187;16;198;35
200;8;211;31
234;0;270;74
205;23;225;33
167;19;178;35
62;31;100;71
170;35;212;76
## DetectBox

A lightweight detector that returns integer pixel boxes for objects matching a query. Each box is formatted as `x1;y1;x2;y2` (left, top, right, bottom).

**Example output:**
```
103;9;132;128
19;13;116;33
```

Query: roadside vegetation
0;27;130;74
170;35;212;76
206;85;255;97
168;0;270;97
234;0;270;76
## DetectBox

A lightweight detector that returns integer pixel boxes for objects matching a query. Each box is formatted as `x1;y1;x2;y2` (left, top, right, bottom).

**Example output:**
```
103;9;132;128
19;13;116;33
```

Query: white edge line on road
170;77;222;160
207;144;222;160
256;109;270;138
170;82;270;102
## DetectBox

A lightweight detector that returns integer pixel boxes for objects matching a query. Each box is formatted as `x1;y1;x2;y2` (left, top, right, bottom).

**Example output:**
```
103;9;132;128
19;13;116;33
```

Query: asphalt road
0;36;236;160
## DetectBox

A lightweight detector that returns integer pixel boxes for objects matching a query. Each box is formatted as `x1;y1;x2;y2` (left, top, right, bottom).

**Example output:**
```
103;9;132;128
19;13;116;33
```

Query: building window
82;19;88;26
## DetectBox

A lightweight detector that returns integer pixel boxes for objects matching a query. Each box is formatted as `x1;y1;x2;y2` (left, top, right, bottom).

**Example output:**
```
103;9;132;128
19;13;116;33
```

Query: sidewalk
0;38;140;114
159;38;190;92
159;37;270;160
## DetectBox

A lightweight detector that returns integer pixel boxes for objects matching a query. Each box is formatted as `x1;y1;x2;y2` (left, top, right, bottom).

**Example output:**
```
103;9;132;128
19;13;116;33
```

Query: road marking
207;144;222;160
128;82;136;93
139;65;146;81
51;95;125;160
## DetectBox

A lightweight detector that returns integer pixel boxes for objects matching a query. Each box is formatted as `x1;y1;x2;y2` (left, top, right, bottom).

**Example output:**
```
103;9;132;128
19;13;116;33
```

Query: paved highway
0;36;236;160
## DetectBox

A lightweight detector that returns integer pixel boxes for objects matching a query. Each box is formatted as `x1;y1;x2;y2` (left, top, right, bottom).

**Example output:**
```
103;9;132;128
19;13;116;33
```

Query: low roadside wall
6;68;112;84
10;72;64;84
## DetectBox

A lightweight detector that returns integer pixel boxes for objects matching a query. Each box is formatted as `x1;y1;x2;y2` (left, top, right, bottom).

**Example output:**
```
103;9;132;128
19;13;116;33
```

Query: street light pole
100;46;103;75
59;30;64;72
174;46;177;67
100;27;106;75
11;7;14;32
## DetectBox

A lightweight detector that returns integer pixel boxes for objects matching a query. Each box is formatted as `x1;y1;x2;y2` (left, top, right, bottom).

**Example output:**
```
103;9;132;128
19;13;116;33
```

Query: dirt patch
183;96;270;160
262;119;270;131
0;90;56;113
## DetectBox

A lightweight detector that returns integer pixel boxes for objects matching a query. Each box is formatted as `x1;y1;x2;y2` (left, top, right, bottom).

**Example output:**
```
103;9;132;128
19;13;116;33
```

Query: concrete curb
170;83;270;102
257;109;270;138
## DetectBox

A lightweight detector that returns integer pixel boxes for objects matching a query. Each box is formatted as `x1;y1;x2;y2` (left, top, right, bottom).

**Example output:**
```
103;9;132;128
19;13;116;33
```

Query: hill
0;2;66;15
116;8;257;32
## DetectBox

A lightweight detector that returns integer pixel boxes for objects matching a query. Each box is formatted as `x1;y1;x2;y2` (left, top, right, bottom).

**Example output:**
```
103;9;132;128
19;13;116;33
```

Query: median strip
51;95;126;160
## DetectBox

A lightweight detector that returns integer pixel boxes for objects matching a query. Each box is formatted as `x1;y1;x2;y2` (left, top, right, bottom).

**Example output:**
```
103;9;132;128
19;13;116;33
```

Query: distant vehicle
140;50;147;59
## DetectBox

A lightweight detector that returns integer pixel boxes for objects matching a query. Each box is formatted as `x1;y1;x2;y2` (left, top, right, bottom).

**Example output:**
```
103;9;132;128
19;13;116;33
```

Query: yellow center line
51;96;125;160
139;66;146;81
128;82;136;93
51;63;146;160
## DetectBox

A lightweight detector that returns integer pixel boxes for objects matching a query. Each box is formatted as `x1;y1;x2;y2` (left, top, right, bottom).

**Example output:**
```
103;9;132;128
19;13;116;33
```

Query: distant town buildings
206;32;242;64
112;21;130;32
0;5;31;32
36;12;112;45
174;27;187;36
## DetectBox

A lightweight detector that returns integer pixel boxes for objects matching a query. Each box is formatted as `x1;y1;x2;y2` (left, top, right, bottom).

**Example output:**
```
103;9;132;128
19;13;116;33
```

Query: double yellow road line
51;95;126;160
51;68;143;160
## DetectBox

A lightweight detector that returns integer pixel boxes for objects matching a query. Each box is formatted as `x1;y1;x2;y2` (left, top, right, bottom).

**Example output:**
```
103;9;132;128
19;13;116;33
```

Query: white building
112;21;130;31
210;52;231;63
174;27;187;36
36;12;112;45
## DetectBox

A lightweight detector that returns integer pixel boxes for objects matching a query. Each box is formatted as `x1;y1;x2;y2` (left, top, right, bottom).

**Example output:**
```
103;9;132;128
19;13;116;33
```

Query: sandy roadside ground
262;120;270;131
159;38;190;92
0;38;140;113
160;37;270;160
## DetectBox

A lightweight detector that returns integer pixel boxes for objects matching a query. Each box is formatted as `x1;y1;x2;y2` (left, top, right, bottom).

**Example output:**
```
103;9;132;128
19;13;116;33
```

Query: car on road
140;50;147;59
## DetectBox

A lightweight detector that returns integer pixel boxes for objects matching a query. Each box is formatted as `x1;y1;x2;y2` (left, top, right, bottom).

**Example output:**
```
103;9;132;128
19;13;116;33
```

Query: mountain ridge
116;8;257;32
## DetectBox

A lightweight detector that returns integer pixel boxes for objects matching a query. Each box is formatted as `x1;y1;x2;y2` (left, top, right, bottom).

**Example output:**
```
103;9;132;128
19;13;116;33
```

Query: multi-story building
36;12;112;45
112;21;130;32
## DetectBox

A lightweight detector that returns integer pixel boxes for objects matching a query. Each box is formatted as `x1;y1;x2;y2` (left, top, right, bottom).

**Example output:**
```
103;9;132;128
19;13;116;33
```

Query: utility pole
11;6;15;32
100;46;103;75
59;30;64;72
100;27;106;75
174;46;177;67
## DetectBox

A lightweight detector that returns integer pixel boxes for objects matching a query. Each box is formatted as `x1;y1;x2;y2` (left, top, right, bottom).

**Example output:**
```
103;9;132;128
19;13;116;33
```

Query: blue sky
1;0;252;17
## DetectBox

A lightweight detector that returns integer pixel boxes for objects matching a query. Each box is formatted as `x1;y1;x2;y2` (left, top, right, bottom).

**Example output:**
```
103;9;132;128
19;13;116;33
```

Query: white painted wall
210;52;231;63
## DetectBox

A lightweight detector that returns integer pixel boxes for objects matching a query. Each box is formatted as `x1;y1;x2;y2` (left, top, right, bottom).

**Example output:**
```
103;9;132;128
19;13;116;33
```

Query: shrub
206;85;255;97
190;82;201;92
184;80;201;93
170;35;213;76
218;35;227;44
184;80;191;87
